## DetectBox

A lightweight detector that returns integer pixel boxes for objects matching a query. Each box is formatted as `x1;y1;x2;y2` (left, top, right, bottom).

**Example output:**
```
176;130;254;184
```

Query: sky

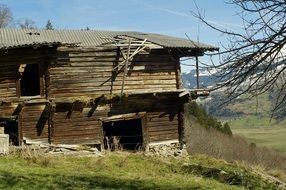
1;0;243;72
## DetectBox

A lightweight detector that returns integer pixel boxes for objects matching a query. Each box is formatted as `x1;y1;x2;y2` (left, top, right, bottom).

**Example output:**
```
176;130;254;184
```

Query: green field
229;118;286;153
220;92;286;153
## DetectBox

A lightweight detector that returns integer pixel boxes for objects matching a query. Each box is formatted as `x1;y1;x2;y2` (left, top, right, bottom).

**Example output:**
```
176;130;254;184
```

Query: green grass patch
228;115;276;128
0;152;246;190
231;125;286;153
221;91;286;154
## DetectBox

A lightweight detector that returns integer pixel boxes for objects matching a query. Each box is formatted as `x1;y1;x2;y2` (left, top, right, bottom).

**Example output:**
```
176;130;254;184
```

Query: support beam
195;56;199;89
120;39;131;101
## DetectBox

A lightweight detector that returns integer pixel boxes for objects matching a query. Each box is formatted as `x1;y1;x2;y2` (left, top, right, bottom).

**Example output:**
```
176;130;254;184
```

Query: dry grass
9;145;59;168
185;114;286;172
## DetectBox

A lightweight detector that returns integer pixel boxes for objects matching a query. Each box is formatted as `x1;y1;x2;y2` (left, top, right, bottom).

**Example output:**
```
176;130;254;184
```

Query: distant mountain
181;68;220;89
181;61;284;89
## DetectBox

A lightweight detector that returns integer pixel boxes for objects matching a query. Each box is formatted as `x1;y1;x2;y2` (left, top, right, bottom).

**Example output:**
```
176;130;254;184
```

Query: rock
146;142;187;158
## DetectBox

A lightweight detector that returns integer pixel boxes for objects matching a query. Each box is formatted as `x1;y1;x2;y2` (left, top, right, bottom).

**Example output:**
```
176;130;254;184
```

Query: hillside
182;69;286;153
198;90;286;153
0;151;285;189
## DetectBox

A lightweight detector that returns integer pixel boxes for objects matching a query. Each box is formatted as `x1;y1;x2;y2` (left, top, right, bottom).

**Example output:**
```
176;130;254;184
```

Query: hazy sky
1;0;243;72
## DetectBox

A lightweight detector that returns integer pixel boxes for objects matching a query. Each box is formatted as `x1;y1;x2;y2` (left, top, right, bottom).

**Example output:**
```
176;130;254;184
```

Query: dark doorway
103;118;143;150
20;64;40;96
0;118;19;145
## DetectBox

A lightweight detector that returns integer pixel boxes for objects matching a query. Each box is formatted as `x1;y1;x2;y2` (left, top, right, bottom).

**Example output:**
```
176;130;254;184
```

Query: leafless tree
195;0;286;110
17;18;36;29
0;4;13;28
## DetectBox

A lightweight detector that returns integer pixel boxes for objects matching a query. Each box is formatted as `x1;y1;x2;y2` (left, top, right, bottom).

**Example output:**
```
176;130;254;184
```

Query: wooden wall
51;106;105;144
48;46;178;98
1;45;183;146
18;103;50;144
47;94;181;145
108;94;180;143
0;47;54;101
0;103;18;117
147;111;179;142
0;51;19;99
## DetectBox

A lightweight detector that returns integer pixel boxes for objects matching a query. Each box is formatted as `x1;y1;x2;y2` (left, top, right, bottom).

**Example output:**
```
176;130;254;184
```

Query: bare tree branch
0;4;12;28
195;0;286;112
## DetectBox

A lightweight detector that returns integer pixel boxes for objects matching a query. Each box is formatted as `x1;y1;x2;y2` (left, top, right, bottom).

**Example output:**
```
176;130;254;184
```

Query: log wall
50;94;181;145
51;106;105;144
0;48;54;101
18;103;50;144
0;53;18;99
0;103;18;117
48;46;178;98
108;94;180;143
1;46;183;146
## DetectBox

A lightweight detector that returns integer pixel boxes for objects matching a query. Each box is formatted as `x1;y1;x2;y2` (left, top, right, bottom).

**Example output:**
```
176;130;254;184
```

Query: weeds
185;113;286;171
9;145;58;167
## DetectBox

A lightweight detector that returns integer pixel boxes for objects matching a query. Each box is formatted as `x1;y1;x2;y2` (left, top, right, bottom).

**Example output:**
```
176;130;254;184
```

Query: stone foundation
146;142;188;157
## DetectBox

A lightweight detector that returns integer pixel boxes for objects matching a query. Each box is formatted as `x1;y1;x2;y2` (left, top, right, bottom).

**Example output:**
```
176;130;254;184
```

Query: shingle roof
0;28;218;51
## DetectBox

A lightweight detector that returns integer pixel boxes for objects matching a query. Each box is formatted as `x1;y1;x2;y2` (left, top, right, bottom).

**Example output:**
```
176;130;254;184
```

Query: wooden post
120;39;132;101
195;56;199;89
140;114;149;151
18;108;23;145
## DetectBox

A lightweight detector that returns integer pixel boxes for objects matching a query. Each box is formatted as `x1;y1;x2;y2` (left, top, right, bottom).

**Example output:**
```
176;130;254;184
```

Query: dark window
103;118;143;150
20;64;40;96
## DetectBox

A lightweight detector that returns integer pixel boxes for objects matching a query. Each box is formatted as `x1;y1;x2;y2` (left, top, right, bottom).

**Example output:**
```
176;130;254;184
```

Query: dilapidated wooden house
0;28;217;149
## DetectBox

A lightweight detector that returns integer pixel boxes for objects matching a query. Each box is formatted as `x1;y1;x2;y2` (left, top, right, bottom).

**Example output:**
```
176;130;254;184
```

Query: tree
45;20;54;30
0;4;13;28
269;77;286;121
195;0;286;111
17;18;35;29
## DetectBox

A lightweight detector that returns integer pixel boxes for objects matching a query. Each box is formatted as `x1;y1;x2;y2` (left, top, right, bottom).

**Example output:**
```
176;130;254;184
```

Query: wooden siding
0;59;18;99
50;94;181;145
108;95;180;143
0;48;54;101
0;103;18;117
147;112;179;142
51;107;104;144
19;104;49;144
1;46;183;146
48;46;178;98
15;95;181;145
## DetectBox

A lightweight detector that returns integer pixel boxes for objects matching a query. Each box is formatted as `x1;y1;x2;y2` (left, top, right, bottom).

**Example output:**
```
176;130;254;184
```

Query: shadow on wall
36;106;50;136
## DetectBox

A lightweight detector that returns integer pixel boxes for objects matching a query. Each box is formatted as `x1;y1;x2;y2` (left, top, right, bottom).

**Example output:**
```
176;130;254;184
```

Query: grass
227;106;286;153
0;152;246;190
228;115;277;128
230;124;286;154
221;92;286;154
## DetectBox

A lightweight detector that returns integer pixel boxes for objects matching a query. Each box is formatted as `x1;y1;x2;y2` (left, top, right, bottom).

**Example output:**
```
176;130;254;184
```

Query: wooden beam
120;39;131;100
112;45;148;71
102;112;146;122
195;56;199;89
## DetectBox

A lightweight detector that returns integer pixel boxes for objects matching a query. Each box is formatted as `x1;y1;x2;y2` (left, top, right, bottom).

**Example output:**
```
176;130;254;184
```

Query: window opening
20;64;40;96
103;118;143;150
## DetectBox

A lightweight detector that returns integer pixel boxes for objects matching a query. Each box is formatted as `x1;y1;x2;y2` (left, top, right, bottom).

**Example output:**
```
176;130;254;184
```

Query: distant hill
181;61;284;89
181;68;219;89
